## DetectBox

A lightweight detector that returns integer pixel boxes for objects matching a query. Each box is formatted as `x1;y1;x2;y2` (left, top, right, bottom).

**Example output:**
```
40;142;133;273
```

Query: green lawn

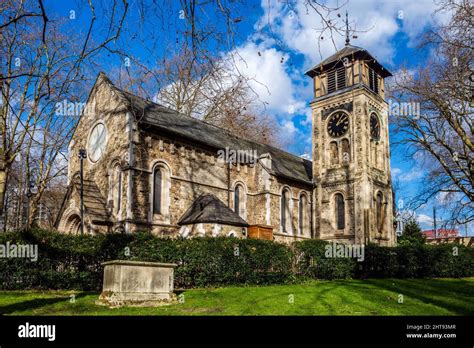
0;278;473;315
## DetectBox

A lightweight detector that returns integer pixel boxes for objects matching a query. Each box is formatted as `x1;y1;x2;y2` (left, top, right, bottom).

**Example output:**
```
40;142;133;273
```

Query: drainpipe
125;111;134;233
227;161;231;207
78;149;87;234
310;183;315;239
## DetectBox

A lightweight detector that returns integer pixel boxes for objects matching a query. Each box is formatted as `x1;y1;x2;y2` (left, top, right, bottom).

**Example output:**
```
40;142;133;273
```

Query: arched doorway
65;214;82;235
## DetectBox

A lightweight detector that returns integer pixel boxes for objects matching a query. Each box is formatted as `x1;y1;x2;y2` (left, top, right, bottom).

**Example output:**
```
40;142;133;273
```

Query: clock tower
305;31;395;246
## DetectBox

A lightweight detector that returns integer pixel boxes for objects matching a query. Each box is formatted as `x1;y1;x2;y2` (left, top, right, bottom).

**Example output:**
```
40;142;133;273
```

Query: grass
0;278;473;316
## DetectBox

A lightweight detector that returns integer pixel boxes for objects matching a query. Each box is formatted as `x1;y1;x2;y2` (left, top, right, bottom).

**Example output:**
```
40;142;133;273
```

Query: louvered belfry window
369;67;379;94
336;67;346;90
327;66;346;94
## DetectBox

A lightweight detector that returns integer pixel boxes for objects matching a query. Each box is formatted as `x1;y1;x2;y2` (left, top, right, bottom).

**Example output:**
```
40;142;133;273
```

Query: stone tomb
97;260;177;307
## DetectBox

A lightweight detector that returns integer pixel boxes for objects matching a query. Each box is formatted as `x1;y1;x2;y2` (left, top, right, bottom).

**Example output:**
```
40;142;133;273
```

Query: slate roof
102;74;313;185
70;178;110;223
178;194;249;227
54;176;111;228
305;44;392;78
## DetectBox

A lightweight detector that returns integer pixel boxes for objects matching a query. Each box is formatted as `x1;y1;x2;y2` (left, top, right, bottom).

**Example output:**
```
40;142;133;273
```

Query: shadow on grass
362;278;474;315
0;292;88;315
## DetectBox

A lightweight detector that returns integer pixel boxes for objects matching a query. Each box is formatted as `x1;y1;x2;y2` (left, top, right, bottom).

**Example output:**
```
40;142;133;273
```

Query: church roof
71;178;111;223
178;194;249;227
101;74;313;185
305;44;392;78
54;176;111;228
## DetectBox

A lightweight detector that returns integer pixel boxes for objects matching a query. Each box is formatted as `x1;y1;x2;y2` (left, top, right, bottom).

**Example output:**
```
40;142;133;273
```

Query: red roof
422;229;458;239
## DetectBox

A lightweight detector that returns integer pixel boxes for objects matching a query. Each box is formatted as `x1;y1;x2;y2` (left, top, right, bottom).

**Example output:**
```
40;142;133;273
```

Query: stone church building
55;43;396;246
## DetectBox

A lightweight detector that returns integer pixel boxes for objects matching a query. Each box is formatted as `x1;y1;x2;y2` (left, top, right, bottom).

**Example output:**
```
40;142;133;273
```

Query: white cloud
417;213;433;228
279;119;298;143
230;41;305;116
257;0;447;66
300;153;311;160
391;167;402;176
232;0;451;154
436;191;451;205
172;0;451;155
397;168;424;182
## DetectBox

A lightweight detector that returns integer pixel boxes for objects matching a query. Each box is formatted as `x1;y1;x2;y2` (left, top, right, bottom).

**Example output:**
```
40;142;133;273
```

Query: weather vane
344;11;358;46
345;11;350;46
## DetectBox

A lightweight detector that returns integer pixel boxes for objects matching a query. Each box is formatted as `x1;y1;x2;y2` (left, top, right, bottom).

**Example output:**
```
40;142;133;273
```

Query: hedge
0;229;293;290
0;229;473;290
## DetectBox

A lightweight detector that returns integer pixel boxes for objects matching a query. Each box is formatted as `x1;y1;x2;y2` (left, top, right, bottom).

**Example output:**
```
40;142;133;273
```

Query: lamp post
26;185;32;228
78;149;87;235
25;168;37;229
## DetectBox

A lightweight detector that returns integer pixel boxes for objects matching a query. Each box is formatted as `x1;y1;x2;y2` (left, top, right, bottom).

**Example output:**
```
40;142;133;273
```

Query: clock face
88;123;107;162
370;113;380;140
327;112;349;138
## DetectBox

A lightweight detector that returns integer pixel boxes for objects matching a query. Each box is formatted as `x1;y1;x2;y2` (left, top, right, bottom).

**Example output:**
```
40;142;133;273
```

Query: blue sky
44;0;469;234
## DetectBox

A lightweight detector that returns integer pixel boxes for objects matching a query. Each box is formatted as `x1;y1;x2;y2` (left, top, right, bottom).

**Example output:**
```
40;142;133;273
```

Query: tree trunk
0;166;6;213
0;41;7;231
28;193;42;228
0;161;7;232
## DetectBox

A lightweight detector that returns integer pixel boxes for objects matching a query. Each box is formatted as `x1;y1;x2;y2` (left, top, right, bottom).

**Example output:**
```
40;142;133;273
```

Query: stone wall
61;75;130;234
129;129;313;240
310;83;395;246
56;72;315;242
58;71;394;246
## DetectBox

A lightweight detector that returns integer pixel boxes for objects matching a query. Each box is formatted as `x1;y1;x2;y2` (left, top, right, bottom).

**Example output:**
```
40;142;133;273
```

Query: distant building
422;229;459;239
422;229;473;247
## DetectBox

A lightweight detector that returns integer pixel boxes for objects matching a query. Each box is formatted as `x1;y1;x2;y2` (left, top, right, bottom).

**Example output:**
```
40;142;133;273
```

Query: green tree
398;219;426;246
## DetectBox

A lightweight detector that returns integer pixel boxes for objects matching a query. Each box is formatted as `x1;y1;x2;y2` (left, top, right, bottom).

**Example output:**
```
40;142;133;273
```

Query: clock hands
328;113;349;137
336;116;344;126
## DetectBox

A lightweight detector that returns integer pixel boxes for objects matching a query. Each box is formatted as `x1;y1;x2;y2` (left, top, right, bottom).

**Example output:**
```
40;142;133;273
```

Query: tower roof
305;44;393;78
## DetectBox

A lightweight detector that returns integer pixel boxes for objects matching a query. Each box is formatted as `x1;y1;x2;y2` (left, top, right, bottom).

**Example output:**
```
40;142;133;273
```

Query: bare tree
1;0;357;231
389;0;473;226
112;1;356;145
0;0;128;230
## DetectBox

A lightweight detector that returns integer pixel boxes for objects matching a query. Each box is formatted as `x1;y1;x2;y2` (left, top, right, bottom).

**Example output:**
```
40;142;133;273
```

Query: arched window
299;194;308;235
234;186;240;213
330;141;339;165
335;193;345;230
376;192;384;232
341;139;350;163
151;164;170;218
281;189;291;233
153;168;162;214
112;164;122;214
234;184;246;218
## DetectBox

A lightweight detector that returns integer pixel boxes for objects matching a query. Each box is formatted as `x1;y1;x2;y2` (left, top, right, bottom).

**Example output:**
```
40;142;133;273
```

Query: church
55;42;396;246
